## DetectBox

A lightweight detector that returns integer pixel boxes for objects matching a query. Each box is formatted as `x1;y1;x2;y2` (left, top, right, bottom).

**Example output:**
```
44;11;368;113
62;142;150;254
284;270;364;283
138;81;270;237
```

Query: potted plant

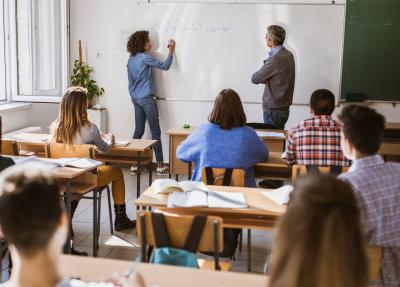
71;41;104;107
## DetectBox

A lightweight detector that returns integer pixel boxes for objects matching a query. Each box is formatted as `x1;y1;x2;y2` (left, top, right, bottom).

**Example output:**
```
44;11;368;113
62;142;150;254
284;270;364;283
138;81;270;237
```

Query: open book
262;185;294;205
14;156;102;169
167;190;248;209
152;179;208;194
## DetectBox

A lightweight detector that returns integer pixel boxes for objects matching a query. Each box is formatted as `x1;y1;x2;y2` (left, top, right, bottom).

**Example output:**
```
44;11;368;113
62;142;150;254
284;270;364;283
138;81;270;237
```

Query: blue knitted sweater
176;123;268;187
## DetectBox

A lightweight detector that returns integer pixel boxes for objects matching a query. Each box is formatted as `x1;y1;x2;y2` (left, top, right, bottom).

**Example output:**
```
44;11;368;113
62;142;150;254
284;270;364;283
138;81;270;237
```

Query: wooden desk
54;166;99;255
135;185;286;230
255;152;292;180
93;139;157;198
135;184;285;272
384;122;400;142
10;156;98;253
167;127;288;178
380;142;400;162
380;142;400;156
4;133;157;199
60;255;269;286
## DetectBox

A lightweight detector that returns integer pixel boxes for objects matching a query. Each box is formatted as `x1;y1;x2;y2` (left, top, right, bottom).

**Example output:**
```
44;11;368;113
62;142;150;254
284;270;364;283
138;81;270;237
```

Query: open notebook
152;179;208;194
167;190;248;209
14;156;102;169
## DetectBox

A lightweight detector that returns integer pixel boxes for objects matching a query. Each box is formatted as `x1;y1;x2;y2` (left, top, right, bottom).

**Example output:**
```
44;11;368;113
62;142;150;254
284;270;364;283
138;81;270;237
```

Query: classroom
0;0;399;286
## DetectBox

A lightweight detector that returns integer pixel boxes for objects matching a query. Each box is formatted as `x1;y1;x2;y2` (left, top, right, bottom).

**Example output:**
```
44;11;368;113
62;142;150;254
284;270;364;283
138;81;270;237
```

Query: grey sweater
50;122;112;153
251;47;295;111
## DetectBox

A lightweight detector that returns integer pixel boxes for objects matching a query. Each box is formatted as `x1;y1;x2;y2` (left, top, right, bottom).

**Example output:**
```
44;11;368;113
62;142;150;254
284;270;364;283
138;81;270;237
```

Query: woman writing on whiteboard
127;31;176;175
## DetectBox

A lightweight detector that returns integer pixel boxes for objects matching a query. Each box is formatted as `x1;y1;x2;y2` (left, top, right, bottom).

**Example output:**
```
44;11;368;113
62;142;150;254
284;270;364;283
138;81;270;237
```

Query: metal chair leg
92;190;98;257
247;229;252;272
106;186;114;234
239;230;243;252
97;190;102;251
148;161;152;186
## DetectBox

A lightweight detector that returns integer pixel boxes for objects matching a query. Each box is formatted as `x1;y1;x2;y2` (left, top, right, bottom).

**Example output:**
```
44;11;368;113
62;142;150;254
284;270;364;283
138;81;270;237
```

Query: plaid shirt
285;115;349;166
339;155;400;287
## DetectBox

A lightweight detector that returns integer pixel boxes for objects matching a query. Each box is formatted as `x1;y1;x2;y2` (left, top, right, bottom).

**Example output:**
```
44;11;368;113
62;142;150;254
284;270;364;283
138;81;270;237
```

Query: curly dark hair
127;30;149;56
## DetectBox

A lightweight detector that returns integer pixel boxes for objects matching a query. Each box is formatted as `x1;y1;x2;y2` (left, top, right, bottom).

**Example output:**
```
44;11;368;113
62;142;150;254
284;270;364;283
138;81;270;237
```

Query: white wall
28;103;60;132
0;107;30;133
65;0;399;162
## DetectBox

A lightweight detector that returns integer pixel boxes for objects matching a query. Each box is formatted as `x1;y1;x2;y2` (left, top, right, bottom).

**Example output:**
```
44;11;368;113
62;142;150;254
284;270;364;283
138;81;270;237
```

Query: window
0;0;6;101
8;0;68;102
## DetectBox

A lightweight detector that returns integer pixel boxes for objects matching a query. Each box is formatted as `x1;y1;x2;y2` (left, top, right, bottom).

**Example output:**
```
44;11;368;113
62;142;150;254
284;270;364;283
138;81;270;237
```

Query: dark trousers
263;110;289;130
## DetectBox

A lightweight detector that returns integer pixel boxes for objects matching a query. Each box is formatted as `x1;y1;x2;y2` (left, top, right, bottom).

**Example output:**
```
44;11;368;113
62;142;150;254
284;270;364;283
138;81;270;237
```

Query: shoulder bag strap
183;215;208;253
205;167;214;185
223;168;233;186
151;213;171;248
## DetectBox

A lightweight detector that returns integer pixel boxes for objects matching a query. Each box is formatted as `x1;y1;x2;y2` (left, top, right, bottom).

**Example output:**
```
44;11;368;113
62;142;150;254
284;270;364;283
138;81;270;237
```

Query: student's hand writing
100;132;108;140
107;271;146;287
168;39;176;55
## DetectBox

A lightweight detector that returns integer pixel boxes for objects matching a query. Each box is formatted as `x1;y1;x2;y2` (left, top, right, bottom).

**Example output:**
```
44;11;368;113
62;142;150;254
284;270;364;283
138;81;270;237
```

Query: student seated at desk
50;87;135;232
176;89;268;187
0;116;14;172
0;116;14;276
269;174;368;287
0;164;144;287
338;105;400;287
285;89;348;168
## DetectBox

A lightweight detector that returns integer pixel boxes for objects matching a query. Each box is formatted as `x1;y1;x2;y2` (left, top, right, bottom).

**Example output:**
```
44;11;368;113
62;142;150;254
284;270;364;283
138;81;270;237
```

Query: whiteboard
133;3;345;104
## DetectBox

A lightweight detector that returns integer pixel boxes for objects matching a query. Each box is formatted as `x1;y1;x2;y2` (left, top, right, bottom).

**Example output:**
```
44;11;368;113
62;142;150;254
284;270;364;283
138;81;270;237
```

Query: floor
72;168;273;274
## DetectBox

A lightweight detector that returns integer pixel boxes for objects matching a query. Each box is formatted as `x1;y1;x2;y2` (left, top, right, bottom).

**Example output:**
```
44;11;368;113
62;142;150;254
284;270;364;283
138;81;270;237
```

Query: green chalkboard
341;0;400;102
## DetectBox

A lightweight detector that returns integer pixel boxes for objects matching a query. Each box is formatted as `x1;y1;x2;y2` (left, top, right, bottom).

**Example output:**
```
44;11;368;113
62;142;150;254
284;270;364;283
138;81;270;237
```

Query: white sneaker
156;166;169;176
130;166;148;175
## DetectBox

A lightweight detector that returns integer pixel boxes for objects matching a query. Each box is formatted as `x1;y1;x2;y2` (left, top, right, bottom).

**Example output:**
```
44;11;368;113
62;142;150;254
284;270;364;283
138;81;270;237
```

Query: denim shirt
127;53;173;99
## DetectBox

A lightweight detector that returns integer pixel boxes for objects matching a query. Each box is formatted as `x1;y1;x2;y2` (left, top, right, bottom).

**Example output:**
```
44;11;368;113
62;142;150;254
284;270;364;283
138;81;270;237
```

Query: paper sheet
114;140;129;147
262;185;294;205
14;133;49;142
256;131;285;138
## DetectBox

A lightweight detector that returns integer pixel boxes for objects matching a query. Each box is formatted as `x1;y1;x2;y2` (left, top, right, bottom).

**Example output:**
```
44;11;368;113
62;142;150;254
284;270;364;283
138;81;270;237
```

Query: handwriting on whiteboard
149;21;232;34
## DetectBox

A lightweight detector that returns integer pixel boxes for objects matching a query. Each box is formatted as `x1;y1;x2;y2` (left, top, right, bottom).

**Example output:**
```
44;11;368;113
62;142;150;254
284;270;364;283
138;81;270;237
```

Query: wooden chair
1;140;18;156
292;165;349;182
17;142;47;157
137;211;230;271
47;143;113;257
368;245;382;281
200;167;252;268
201;167;245;187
